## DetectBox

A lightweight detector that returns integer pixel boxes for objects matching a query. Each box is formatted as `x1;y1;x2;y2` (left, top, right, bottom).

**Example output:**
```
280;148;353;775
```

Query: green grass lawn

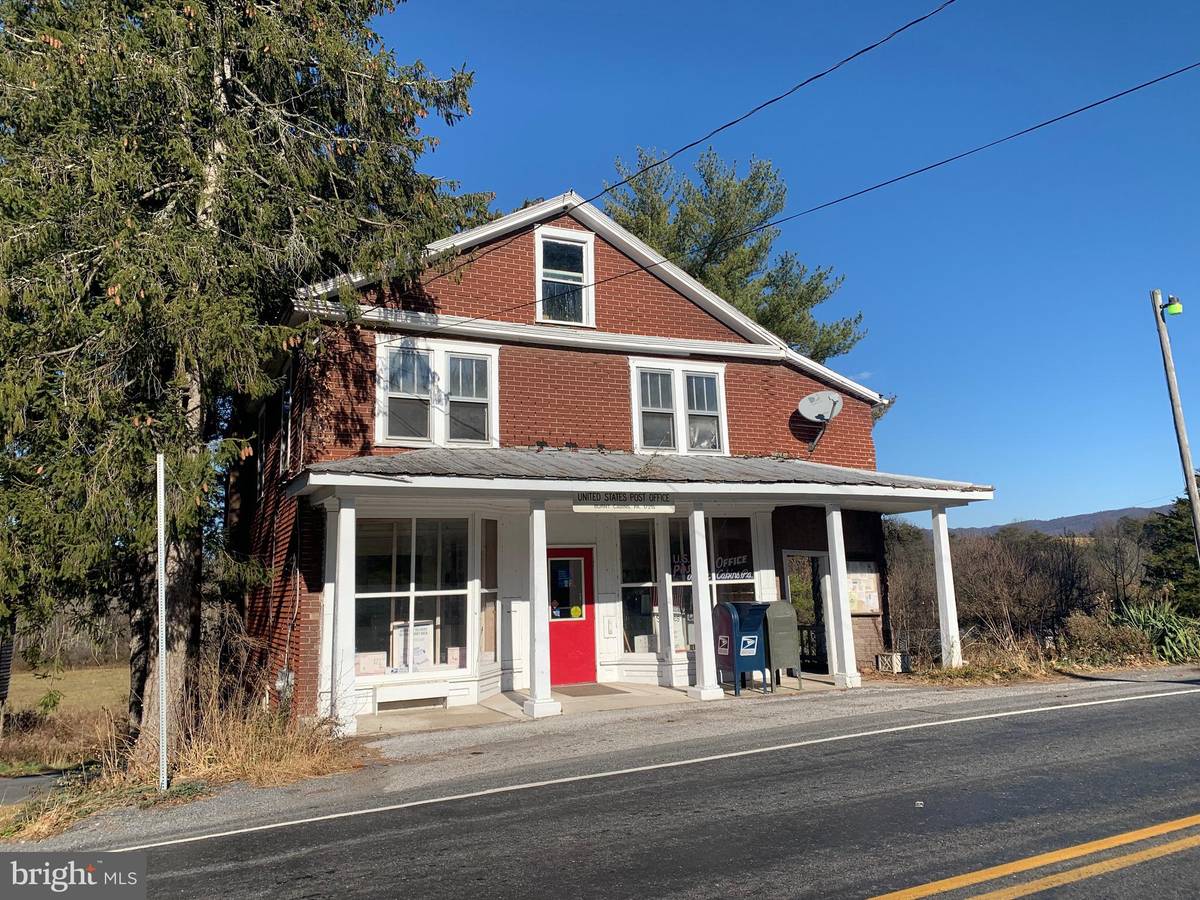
5;664;127;714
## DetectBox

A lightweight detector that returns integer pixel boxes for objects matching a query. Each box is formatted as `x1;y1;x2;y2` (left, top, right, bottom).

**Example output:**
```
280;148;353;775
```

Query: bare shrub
1056;611;1153;667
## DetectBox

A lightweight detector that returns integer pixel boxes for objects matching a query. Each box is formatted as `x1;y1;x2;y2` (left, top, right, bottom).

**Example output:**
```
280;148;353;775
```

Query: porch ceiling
290;448;993;512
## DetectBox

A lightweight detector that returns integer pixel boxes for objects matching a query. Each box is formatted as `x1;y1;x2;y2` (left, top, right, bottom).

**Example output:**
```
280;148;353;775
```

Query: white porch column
824;505;861;688
688;504;723;700
524;500;561;718
317;502;338;719
332;496;359;733
931;505;964;668
653;515;680;687
753;510;778;603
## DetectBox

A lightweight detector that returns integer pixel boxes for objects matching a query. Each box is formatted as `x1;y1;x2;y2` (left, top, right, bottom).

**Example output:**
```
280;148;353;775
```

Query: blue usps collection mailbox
714;602;770;695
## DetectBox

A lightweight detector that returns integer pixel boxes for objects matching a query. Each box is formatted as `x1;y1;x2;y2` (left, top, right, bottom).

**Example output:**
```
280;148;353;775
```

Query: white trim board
294;191;887;408
294;299;883;405
288;471;994;507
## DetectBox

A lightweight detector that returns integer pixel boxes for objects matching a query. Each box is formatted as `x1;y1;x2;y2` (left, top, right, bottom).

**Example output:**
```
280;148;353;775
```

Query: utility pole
1150;289;1200;568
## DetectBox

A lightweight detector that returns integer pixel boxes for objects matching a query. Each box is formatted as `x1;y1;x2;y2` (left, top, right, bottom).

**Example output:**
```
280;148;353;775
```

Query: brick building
236;193;992;731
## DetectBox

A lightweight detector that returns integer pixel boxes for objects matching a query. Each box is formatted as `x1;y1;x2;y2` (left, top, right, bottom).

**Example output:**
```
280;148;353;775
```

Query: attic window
535;226;594;327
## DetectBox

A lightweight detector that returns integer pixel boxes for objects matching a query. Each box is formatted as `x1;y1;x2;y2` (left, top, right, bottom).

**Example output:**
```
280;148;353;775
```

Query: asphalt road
141;683;1200;899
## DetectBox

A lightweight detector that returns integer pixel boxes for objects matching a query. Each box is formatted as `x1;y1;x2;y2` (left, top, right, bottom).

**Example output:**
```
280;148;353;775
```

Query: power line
597;0;960;204
403;59;1200;341
420;0;960;289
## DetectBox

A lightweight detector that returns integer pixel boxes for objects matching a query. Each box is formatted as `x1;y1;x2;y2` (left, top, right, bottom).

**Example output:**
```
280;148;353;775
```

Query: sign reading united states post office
572;491;675;514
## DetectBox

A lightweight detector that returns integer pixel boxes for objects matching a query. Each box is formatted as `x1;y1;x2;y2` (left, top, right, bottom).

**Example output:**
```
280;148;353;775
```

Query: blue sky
380;1;1200;527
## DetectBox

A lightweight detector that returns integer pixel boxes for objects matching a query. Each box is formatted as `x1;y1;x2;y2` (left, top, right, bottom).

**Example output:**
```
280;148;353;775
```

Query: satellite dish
797;391;843;423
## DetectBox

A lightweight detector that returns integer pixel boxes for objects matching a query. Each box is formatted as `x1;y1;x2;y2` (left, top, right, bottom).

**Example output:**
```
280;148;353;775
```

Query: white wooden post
931;505;964;668
687;505;723;700
817;556;841;679
753;510;778;603
824;505;861;688
317;502;338;719
333;496;359;733
654;515;680;687
524;500;561;718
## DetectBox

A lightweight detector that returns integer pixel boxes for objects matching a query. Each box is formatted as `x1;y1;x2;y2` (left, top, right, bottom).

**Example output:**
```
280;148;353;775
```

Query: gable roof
298;191;887;407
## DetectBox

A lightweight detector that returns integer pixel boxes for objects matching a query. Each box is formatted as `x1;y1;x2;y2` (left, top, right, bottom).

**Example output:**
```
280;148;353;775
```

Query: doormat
554;684;629;698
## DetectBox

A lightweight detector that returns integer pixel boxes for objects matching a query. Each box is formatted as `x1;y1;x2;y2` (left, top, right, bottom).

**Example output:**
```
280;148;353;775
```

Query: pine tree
605;148;864;363
0;0;488;745
1142;496;1200;616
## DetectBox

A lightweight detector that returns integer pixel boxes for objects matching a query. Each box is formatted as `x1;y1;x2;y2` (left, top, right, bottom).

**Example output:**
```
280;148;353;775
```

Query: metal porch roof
305;448;992;494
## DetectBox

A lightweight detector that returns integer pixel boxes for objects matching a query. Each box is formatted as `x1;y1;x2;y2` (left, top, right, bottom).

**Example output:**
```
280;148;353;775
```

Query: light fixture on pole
1150;289;1200;569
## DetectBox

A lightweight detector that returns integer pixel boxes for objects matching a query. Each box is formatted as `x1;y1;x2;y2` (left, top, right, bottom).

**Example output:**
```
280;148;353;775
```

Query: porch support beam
317;503;338;720
332;496;359;732
931;505;964;668
824;505;861;688
654;515;681;687
524;500;561;718
687;504;723;700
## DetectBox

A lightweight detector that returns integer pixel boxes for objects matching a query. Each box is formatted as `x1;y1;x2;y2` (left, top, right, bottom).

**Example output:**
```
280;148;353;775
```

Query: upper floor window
535;225;594;327
630;359;728;455
376;335;500;448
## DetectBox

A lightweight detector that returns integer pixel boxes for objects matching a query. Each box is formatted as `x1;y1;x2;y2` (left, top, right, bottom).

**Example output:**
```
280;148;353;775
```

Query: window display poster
847;561;881;614
355;651;387;676
392;620;435;671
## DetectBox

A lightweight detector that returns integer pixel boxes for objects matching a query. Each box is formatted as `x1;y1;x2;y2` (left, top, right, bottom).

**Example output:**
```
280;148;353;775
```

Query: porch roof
293;448;992;510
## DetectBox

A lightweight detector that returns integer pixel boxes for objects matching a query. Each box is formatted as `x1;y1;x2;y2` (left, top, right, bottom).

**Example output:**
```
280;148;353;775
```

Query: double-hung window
686;373;721;451
638;370;676;450
386;348;433;440
376;336;499;447
630;359;728;454
535;226;595;326
447;355;490;442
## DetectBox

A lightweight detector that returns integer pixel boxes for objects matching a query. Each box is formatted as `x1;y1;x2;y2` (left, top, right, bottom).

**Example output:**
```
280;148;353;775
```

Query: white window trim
375;334;501;448
353;513;483;685
279;357;294;475
628;357;730;456
534;225;595;328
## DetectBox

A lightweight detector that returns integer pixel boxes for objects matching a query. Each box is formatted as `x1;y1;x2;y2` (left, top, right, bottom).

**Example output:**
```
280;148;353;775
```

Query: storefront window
480;519;499;665
668;519;695;651
619;520;657;653
354;518;470;675
709;517;756;605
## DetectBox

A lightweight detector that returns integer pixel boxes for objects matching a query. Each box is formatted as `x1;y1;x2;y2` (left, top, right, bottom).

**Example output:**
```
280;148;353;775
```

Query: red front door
547;548;597;685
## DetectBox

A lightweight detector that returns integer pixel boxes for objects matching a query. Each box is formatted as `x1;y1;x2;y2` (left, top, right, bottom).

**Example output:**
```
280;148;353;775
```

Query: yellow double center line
874;812;1200;899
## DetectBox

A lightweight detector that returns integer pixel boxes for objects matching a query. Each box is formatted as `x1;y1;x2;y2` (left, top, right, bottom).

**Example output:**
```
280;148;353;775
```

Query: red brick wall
365;214;751;344
239;380;325;718
297;326;877;468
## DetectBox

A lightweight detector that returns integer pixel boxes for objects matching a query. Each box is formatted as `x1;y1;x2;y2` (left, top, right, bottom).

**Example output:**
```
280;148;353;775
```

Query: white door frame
779;549;839;677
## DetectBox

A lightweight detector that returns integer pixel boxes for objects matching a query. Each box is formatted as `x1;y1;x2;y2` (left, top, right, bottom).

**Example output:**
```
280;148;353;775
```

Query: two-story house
239;192;992;733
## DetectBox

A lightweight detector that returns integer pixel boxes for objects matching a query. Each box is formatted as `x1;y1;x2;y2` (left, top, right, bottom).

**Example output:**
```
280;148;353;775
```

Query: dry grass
0;666;128;776
1;615;364;841
0;710;113;777
875;622;1163;687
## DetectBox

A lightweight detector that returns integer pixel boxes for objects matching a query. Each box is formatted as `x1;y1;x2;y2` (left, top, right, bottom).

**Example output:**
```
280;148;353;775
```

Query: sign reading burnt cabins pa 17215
572;492;676;514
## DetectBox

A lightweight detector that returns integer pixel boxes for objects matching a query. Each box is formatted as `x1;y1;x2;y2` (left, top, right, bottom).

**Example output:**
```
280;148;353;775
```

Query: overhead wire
389;60;1200;342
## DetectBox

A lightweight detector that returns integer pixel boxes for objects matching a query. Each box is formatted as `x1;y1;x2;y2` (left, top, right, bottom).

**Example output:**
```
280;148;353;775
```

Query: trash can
765;600;803;690
714;601;770;695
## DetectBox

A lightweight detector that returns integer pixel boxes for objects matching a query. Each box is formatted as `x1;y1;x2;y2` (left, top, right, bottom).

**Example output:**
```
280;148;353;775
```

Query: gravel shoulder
6;665;1197;852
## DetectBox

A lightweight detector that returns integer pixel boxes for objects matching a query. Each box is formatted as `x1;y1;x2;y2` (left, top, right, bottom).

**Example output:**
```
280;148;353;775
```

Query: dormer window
535;226;594;327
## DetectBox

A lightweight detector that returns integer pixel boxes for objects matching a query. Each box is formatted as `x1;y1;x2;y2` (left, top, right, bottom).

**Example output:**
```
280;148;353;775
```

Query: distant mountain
954;505;1172;537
